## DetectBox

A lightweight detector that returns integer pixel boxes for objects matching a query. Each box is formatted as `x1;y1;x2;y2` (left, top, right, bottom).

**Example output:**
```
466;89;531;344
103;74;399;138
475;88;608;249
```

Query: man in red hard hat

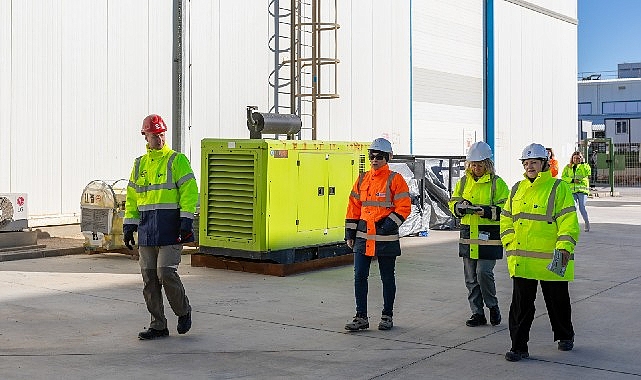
123;114;198;340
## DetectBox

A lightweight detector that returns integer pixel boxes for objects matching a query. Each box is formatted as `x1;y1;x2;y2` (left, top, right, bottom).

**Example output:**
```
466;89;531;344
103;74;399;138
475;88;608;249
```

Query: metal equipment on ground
79;180;136;257
0;193;41;252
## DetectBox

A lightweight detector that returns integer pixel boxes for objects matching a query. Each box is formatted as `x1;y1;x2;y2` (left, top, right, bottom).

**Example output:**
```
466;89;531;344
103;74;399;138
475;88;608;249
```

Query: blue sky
578;0;641;77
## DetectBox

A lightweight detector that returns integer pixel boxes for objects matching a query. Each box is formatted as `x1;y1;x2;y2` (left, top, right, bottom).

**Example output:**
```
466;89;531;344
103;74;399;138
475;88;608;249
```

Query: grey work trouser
463;257;499;315
139;245;191;330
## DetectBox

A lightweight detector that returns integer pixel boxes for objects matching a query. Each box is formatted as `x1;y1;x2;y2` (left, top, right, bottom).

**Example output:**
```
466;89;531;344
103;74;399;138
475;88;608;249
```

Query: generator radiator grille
359;154;367;173
206;152;255;240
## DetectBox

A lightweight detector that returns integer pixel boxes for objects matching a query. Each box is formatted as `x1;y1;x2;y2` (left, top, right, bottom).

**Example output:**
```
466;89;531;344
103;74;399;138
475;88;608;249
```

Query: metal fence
578;139;641;197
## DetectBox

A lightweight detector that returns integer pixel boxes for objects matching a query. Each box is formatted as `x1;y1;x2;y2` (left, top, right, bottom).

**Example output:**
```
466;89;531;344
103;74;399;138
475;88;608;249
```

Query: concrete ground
1;196;640;379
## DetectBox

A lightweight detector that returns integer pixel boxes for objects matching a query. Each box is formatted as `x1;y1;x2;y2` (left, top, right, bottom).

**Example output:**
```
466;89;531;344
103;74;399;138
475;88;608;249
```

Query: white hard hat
520;143;548;160
466;141;493;161
369;138;393;153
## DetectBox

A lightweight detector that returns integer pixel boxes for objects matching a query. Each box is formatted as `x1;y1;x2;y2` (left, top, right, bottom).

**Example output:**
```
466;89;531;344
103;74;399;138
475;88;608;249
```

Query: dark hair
570;151;585;164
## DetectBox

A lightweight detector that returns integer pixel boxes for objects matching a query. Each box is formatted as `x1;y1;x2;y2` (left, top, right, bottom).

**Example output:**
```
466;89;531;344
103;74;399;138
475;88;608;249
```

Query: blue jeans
463;257;498;315
573;192;589;224
354;253;397;317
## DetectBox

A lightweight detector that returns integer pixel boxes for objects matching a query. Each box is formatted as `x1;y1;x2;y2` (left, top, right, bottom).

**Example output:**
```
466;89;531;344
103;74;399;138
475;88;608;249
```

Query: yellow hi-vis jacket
561;163;591;195
500;170;580;281
345;164;411;257
124;144;198;246
449;171;509;260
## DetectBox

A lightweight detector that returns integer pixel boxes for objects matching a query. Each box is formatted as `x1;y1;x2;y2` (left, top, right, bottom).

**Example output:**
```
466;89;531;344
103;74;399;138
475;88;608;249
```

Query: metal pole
274;0;280;114
172;0;185;152
290;0;296;116
311;0;317;140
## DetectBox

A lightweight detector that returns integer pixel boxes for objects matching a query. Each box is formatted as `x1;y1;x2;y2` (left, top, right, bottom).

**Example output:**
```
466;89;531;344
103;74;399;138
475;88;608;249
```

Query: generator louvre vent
359;154;367;173
206;152;255;240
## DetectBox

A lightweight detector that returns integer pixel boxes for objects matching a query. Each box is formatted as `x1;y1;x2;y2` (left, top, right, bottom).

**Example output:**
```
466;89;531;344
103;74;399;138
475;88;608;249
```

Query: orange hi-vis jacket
549;158;559;177
345;164;411;257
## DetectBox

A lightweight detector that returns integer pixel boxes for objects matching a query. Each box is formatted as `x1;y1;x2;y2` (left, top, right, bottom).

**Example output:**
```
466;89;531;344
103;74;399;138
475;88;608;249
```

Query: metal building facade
0;0;577;225
492;0;578;182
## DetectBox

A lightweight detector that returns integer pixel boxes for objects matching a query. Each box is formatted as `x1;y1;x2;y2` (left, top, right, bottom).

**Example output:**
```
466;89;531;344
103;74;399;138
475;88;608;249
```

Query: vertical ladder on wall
268;0;339;140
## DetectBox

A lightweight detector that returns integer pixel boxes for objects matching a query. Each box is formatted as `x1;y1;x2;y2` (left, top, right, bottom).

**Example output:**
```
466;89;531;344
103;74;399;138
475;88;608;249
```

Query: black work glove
479;205;501;221
177;217;195;243
454;200;471;217
123;224;137;250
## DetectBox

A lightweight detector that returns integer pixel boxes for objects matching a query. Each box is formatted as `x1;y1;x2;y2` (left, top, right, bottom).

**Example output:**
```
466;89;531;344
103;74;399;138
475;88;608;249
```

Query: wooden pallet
191;253;354;277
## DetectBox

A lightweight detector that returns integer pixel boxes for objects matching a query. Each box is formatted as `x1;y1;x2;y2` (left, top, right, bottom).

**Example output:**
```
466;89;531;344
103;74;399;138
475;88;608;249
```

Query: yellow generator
199;139;368;263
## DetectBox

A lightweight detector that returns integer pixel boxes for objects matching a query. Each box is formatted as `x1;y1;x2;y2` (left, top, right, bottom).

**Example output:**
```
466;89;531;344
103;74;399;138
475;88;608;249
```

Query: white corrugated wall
0;0;577;225
411;1;485;157
493;0;577;185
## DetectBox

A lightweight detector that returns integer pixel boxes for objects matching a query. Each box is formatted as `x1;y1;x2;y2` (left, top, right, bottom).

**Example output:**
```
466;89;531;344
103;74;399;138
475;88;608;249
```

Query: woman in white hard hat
500;143;580;361
449;141;509;328
344;138;411;332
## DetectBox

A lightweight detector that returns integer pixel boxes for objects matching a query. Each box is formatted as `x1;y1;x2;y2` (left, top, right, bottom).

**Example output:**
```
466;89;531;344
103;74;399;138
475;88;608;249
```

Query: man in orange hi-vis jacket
344;138;411;332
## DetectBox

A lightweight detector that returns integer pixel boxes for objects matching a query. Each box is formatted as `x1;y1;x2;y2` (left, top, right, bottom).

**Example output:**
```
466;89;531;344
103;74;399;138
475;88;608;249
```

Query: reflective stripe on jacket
448;171;509;260
561;163;591;195
345;164;411;257
124;144;199;246
500;170;580;281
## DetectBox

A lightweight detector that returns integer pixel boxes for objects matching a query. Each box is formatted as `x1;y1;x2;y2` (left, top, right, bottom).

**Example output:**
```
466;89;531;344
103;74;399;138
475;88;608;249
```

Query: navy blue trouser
354;253;397;317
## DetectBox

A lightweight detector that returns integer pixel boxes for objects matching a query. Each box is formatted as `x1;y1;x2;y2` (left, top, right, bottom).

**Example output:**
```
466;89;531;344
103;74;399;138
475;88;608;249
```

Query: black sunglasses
369;153;385;160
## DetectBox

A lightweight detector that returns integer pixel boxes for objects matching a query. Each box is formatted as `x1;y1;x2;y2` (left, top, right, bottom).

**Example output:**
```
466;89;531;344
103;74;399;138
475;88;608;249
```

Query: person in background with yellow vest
344;138;411;332
546;147;559;177
123;114;198;340
500;143;580;362
449;141;509;327
562;151;591;232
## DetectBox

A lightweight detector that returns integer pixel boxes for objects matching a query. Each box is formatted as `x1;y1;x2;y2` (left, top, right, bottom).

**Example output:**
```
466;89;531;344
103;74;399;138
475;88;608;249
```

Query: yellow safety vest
500;171;580;281
561;163;591;194
124;144;198;246
449;171;509;259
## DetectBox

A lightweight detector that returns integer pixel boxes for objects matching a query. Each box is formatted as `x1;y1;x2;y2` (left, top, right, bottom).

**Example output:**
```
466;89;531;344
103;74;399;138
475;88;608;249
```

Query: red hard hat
141;114;168;135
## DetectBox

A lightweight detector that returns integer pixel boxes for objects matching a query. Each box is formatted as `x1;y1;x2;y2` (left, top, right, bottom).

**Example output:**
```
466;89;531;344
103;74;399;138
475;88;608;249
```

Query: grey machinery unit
246;105;302;139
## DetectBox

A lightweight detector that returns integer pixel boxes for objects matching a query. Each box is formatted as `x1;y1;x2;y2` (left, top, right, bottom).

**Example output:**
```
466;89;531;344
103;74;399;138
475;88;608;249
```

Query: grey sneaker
378;315;393;330
345;315;369;331
584;222;590;232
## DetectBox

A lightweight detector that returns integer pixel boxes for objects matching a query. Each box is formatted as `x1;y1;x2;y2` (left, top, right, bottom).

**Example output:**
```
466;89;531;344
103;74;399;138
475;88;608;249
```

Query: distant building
578;75;641;144
618;62;641;79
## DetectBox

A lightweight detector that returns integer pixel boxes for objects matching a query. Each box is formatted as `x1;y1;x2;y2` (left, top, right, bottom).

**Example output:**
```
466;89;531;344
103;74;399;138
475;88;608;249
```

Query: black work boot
505;350;529;362
489;305;501;326
465;313;487;327
177;311;192;334
558;338;574;351
138;328;169;340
